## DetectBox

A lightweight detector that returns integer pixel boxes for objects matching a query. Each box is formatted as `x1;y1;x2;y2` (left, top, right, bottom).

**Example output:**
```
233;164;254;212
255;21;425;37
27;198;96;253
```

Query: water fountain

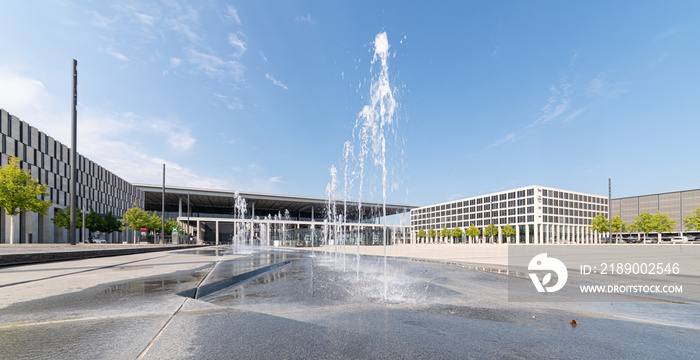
225;31;401;300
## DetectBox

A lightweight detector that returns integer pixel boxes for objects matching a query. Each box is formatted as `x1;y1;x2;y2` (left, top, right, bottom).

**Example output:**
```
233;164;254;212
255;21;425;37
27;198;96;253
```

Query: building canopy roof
135;184;416;222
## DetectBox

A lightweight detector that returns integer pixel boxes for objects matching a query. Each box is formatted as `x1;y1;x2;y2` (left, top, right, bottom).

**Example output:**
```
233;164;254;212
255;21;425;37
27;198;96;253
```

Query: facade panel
0;106;143;244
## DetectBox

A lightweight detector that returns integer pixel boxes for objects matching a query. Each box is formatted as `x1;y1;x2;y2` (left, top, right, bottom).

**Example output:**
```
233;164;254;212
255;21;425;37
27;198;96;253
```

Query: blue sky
1;1;699;207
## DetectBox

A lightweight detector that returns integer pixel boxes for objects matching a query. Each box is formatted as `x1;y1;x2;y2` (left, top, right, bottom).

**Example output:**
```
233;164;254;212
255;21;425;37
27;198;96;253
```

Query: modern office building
410;185;610;244
610;189;700;235
0;108;142;243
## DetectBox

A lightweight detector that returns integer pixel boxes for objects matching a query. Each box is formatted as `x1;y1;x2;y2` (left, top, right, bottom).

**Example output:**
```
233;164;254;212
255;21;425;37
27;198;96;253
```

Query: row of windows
415;215;537;230
413;206;536;224
413;188;536;214
413;198;536;219
542;207;606;218
542;189;607;204
416;213;597;231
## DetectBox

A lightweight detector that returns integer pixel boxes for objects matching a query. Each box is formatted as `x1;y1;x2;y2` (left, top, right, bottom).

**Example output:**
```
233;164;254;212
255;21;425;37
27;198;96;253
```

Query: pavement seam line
135;254;224;359
135;298;189;360
0;254;171;289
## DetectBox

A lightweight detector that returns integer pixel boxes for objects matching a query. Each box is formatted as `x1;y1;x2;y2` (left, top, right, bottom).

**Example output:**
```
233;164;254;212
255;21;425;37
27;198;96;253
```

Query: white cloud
228;33;247;57
170;57;181;67
269;176;283;183
134;11;157;26
587;74;629;98
165;4;200;43
89;10;113;29
653;28;676;42
295;13;315;24
226;5;241;25
265;73;288;90
490;132;517;147
490;75;574;148
148;119;195;152
0;68;223;188
105;47;129;61
186;48;245;82
214;93;243;110
260;52;269;63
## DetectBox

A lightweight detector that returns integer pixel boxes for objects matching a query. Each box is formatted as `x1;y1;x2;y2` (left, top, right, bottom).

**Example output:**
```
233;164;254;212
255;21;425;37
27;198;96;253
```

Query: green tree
148;211;162;233
428;227;437;239
122;203;151;232
102;212;122;234
452;226;463;239
0;157;52;244
683;206;700;231
465;224;480;238
502;224;516;242
590;214;609;234
52;206;84;229
484;223;498;242
611;215;627;233
629;211;655;237
439;226;451;238
417;228;427;242
84;207;105;239
651;211;676;234
164;218;180;235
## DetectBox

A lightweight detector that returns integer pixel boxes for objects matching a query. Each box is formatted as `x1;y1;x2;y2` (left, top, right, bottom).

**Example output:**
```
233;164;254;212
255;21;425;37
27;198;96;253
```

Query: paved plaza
0;245;698;359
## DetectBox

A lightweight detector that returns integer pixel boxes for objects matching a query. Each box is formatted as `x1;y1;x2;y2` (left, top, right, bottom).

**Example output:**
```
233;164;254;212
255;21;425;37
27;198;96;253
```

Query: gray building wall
1;107;143;243
610;189;700;234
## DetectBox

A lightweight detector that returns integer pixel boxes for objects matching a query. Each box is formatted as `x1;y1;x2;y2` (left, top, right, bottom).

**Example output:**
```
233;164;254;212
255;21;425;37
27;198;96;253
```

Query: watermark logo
528;253;568;293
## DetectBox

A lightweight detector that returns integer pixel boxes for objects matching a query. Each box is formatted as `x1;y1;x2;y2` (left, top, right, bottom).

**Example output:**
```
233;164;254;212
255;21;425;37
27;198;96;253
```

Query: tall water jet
325;166;338;257
354;32;397;298
232;191;248;254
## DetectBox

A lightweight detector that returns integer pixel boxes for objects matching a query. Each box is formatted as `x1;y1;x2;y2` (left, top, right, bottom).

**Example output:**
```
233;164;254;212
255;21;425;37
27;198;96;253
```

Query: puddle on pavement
100;267;212;296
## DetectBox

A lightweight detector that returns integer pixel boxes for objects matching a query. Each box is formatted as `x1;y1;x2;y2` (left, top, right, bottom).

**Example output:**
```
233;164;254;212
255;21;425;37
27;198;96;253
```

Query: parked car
670;236;689;243
642;237;657;244
626;237;639;243
92;238;107;244
693;236;700;242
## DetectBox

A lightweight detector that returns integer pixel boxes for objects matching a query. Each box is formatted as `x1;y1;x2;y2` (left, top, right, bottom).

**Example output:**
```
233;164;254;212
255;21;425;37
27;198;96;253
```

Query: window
508;192;516;199
527;197;534;205
470;199;475;206
499;194;506;201
527;206;534;214
527;189;534;196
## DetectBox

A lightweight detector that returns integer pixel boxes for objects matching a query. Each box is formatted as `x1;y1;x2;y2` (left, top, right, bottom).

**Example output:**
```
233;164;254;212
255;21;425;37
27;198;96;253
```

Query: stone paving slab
0;244;207;266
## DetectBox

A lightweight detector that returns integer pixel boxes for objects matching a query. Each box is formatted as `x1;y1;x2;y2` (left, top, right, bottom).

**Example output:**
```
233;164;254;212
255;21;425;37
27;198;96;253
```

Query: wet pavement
0;246;698;359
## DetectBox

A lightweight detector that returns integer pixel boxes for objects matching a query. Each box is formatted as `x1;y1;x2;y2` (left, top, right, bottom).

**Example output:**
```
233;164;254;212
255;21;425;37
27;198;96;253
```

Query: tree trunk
9;214;16;244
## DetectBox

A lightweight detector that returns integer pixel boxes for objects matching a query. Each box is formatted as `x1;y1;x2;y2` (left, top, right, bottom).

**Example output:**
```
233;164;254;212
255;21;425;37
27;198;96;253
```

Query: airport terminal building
2;105;699;245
